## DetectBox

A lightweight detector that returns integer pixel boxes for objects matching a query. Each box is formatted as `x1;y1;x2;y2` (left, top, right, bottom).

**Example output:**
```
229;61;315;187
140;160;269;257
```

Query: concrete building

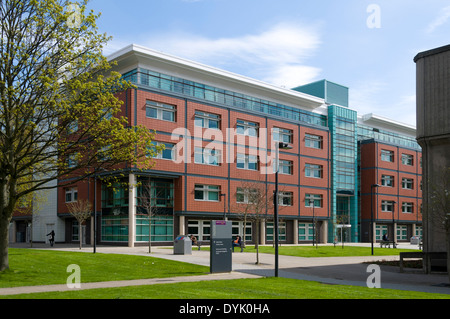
11;44;422;247
414;44;450;256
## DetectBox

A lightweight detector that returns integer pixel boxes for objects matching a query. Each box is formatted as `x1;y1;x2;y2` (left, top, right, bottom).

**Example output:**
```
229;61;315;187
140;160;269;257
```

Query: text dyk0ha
179;303;270;316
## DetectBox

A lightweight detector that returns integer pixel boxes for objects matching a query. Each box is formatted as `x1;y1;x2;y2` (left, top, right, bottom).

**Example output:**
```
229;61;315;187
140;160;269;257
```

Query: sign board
210;220;232;273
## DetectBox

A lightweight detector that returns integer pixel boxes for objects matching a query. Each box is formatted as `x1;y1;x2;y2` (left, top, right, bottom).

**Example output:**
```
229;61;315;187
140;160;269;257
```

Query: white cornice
107;44;325;111
359;113;416;137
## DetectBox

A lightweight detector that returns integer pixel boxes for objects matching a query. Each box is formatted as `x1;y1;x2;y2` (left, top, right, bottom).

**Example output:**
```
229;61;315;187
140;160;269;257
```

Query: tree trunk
0;216;10;271
79;223;82;250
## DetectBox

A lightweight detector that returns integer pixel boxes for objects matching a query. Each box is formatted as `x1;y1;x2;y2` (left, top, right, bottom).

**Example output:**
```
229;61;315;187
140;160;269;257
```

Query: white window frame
273;127;293;144
236;119;258;137
381;150;394;162
65;188;78;203
381;175;394;187
305;163;323;178
305;133;323;149
305;194;323;208
146;100;176;122
278;192;293;206
194;184;220;202
381;200;395;212
402;202;414;213
237;153;258;171
194;147;221;166
401;178;414;190
401;154;414;166
194;110;220;129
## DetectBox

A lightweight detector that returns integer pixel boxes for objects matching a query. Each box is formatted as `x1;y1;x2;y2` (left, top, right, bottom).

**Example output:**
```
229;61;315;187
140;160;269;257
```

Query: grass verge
0;248;209;288
2;277;449;299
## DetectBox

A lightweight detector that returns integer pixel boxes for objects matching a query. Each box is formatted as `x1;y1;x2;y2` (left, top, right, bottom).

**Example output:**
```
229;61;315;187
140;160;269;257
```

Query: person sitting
232;235;242;252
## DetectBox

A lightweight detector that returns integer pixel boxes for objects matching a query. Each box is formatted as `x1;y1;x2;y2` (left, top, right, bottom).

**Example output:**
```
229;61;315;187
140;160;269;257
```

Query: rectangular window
401;154;414;166
279;160;293;175
146;101;176;122
278;192;293;206
273;127;293;144
402;202;414;213
401;178;414;190
194;184;220;202
298;223;314;241
381;200;395;212
381;150;394;162
305;163;323;178
236;187;258;204
65;188;78;203
236;119;258;137
194;147;221;166
151;142;176;160
237;153;258;170
194;110;220;129
305;133;323;149
305;194;322;208
381;175;394;187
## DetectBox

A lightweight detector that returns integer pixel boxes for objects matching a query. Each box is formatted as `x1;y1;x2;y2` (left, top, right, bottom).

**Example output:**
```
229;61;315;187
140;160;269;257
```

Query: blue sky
86;0;450;126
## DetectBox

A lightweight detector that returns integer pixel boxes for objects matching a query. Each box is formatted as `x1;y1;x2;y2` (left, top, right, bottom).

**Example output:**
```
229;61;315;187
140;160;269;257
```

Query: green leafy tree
0;0;160;271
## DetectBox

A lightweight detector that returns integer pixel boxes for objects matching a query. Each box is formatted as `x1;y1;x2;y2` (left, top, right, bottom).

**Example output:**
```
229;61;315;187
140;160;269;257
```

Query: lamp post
392;201;396;249
274;141;292;277
220;193;226;220
370;184;380;255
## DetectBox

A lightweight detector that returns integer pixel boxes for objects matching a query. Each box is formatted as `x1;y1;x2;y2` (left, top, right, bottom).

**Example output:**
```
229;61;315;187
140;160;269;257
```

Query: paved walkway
2;243;449;296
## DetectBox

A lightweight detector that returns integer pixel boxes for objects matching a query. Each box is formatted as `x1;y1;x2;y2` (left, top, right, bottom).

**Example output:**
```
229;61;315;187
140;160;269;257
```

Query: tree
0;0;160;271
233;179;274;264
66;199;92;250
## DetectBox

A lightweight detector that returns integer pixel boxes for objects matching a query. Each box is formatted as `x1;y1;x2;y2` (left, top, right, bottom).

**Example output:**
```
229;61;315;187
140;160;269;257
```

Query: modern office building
11;44;422;246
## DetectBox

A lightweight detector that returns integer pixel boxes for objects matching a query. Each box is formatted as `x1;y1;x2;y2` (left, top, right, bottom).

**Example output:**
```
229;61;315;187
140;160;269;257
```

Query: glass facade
122;68;327;127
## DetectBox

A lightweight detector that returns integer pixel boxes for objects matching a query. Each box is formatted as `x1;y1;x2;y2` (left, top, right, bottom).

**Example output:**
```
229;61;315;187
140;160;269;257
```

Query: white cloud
426;6;450;34
128;22;322;88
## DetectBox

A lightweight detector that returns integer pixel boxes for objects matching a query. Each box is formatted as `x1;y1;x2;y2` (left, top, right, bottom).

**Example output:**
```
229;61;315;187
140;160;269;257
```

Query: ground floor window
415;226;422;238
135;215;173;242
101;216;128;242
375;224;388;241
397;225;408;241
266;222;286;241
188;220;211;241
232;221;252;242
298;223;314;241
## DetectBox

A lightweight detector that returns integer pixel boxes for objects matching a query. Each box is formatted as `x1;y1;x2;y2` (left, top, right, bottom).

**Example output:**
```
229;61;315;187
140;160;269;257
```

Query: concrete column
179;215;185;236
293;219;298;244
128;173;136;248
320;220;328;243
259;220;265;245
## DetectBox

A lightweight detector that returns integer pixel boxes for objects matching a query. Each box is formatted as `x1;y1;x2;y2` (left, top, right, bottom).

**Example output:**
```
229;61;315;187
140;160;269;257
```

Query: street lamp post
370;184;380;255
274;141;292;277
392;201;397;249
220;193;226;220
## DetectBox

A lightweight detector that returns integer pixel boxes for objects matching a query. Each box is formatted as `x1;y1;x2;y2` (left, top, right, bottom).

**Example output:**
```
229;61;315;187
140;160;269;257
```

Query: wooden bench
380;241;391;248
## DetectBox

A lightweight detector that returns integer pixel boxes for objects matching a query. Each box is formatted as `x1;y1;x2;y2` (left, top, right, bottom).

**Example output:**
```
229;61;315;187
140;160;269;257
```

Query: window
273;127;293;144
266;222;286;241
236;119;258;137
194;147;221;166
401;178;414;190
279;160;293;175
401;154;414;166
381;200;395;212
146;101;176;122
305;163;323;178
278;192;293;206
298;223;314;241
237;153;258;170
402;202;414;213
65;188;78;203
150;142;176;160
381;175;394;187
188;220;211;241
194;110;220;129
236;187;258;204
67;153;78;168
305;194;322;208
305;133;323;149
381;150;394;162
194;185;220;201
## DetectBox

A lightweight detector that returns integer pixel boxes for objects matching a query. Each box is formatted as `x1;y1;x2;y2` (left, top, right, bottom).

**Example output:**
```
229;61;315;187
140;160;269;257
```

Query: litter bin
410;236;420;245
174;235;192;255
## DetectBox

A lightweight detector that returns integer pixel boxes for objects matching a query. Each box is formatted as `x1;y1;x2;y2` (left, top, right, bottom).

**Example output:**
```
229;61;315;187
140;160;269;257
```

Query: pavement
2;242;450;297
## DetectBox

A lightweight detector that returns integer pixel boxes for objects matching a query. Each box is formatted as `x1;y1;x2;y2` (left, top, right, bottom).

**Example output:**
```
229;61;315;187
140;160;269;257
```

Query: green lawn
2;247;448;300
0;248;209;288
232;244;420;257
2;277;449;299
